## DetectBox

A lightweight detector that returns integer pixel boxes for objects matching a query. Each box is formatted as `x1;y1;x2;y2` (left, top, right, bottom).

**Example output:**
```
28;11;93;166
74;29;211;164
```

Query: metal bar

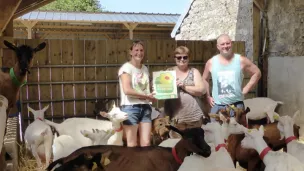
23;114;102;121
21;97;120;104
25;62;206;68
26;80;119;85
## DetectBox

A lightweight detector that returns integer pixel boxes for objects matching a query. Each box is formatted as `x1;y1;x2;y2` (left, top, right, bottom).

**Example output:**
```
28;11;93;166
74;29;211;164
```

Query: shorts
121;104;152;125
210;101;245;122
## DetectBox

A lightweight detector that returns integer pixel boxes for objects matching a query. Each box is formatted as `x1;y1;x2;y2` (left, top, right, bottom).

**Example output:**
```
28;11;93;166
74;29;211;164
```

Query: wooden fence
8;39;253;131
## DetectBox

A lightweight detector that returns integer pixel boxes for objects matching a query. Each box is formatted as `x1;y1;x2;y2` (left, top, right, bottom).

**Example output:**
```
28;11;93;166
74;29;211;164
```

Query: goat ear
33;42;46;52
259;125;264;135
42;105;49;112
292;110;300;122
100;111;108;117
165;125;184;137
27;106;35;114
4;40;18;51
245;107;250;113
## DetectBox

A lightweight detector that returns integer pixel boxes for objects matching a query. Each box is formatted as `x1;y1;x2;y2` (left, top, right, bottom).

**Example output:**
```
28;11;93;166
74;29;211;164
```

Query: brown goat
0;40;46;112
47;125;212;171
223;106;300;171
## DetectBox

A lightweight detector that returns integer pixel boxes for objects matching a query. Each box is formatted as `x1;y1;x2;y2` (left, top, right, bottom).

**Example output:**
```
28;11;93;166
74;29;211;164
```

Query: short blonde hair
173;46;190;56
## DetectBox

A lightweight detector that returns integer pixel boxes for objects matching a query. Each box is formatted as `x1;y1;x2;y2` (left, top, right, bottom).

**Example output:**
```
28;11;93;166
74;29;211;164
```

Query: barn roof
17;11;180;25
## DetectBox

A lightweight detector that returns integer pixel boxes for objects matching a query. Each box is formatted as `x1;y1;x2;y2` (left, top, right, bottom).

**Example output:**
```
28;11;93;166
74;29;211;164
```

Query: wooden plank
73;40;85;116
106;40;118;98
117;40;132;64
85;40;97;115
49;39;63;117
96;40;107;98
0;0;22;34
62;39;74;117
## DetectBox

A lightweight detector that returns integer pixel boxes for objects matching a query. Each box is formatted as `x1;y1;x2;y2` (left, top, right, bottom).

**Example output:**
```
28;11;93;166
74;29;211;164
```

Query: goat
52;128;114;161
0;40;46;112
44;101;128;146
241;126;304;171
276;110;304;163
244;97;283;123
24;105;52;167
222;106;300;171
0;95;8;156
177;117;244;171
46;125;212;171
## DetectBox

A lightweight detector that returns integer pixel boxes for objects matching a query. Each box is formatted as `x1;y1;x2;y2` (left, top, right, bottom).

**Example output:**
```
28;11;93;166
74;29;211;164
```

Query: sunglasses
174;56;188;60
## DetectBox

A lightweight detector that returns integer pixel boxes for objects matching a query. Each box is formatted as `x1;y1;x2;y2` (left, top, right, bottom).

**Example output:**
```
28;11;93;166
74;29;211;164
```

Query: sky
99;0;191;14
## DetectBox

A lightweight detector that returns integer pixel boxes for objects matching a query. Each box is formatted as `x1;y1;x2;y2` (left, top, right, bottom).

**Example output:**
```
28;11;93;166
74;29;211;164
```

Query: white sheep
44;101;128;146
276;110;304;163
244;97;283;123
241;126;304;171
0;95;8;154
24;105;53;167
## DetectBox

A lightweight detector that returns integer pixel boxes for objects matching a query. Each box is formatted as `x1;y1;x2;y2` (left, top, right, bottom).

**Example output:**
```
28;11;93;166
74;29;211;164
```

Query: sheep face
4;40;46;75
241;126;264;149
80;128;115;145
277;110;300;140
167;125;211;157
28;105;49;120
100;101;128;123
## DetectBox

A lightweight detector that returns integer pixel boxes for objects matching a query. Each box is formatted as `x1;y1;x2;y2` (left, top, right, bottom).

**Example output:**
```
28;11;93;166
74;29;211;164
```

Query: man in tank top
202;34;261;121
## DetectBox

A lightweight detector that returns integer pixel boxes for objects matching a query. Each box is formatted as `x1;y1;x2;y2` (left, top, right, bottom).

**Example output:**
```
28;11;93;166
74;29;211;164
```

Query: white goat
241;126;304;171
44;101;128;146
276;110;304;163
244;97;283;123
177;119;243;171
51;134;82;161
24;105;53;167
80;128;114;145
52;128;114;161
0;95;8;154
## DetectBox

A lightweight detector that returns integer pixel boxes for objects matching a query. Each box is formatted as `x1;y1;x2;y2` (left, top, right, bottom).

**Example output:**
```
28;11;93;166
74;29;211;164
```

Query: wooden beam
253;0;265;11
20;20;38;39
13;23;174;31
0;0;22;35
123;23;138;40
13;0;55;19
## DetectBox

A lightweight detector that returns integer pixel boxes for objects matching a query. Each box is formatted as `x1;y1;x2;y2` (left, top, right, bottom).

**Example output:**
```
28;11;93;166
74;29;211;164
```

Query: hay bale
18;143;45;171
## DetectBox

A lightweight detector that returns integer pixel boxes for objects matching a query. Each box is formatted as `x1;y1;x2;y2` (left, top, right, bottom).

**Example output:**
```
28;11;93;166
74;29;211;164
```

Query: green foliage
39;0;103;12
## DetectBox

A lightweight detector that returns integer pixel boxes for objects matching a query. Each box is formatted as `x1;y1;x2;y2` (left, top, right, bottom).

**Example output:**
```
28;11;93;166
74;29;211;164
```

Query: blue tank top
211;54;244;105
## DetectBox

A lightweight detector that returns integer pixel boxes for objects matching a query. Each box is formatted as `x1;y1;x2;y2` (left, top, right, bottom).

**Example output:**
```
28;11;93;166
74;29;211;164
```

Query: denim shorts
210;101;245;122
120;104;152;125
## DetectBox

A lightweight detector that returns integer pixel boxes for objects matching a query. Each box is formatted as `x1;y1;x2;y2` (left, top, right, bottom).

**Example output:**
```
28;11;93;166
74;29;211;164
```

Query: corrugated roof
16;11;180;24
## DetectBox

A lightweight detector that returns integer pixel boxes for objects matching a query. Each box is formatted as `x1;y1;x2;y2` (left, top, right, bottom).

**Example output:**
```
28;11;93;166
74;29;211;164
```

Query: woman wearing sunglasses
164;46;207;138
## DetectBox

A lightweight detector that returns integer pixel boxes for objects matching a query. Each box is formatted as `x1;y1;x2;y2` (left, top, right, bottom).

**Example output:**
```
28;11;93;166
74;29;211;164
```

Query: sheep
241;126;304;171
24;105;53;167
52;128;114;161
44;101;128;146
46;125;212;171
276;110;304;163
244;97;283;124
0;40;46;112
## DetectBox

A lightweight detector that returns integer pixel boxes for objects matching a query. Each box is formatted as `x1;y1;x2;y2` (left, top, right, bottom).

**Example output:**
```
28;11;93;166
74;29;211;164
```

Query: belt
121;104;150;108
216;101;244;106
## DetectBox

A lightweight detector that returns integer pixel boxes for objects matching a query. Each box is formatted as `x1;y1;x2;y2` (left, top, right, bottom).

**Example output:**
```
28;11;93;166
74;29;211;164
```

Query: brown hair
130;40;145;50
173;46;190;57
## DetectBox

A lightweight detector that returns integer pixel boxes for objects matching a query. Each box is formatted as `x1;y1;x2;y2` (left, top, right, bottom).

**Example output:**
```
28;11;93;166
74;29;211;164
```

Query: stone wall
267;0;304;134
175;0;253;59
267;0;304;56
